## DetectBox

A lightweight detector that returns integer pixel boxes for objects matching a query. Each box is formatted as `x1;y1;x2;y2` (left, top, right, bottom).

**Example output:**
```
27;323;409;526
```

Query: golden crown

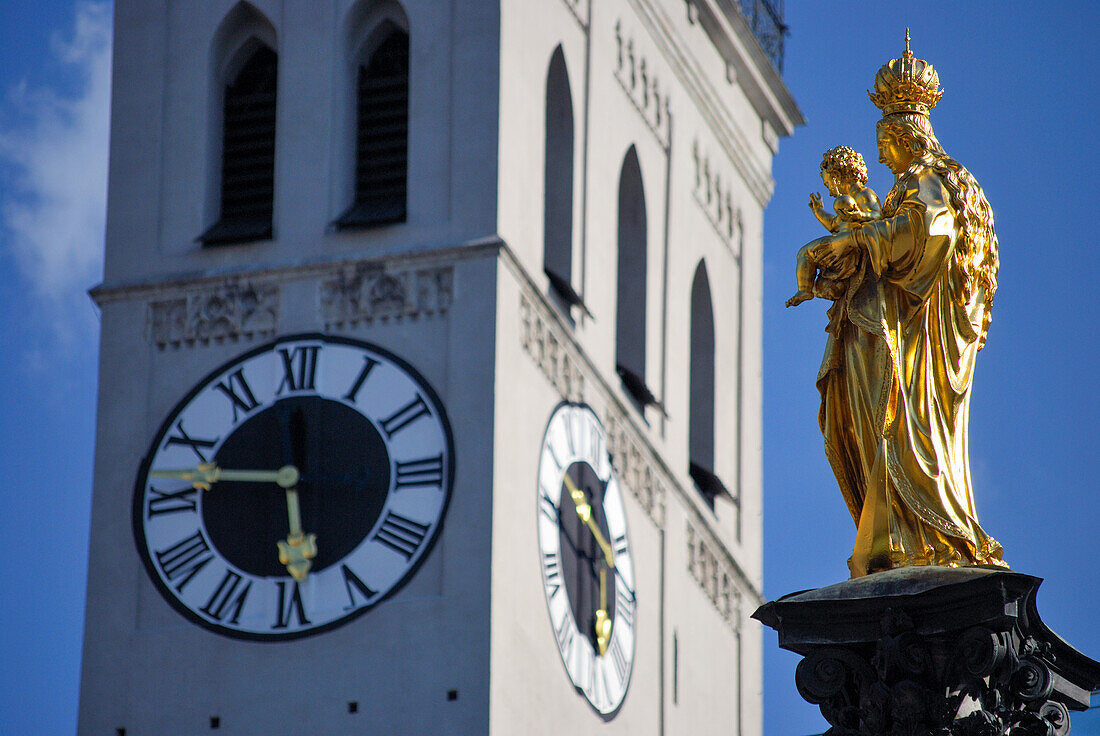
868;30;944;116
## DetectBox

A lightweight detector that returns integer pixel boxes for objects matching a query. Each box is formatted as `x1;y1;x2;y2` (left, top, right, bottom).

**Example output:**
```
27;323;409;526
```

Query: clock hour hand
276;482;317;582
562;472;615;568
150;462;300;490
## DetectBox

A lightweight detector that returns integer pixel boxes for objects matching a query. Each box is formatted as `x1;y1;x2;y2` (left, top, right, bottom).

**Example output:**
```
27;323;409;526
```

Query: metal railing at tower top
735;0;788;72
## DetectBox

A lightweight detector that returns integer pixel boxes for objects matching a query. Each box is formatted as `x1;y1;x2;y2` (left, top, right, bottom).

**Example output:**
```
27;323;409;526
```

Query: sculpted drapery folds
799;36;1008;577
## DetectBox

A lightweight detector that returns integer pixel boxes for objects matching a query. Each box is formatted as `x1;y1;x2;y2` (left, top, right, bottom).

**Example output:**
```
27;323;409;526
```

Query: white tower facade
78;1;800;734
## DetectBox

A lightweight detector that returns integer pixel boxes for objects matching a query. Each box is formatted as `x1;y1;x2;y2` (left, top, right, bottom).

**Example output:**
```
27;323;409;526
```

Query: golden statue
792;33;1008;577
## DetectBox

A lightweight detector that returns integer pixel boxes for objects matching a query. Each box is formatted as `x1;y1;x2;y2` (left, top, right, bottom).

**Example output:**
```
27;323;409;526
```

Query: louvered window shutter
336;30;409;228
201;45;277;245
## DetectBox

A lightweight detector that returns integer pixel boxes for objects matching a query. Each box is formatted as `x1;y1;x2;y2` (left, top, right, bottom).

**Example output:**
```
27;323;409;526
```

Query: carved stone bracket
604;409;666;529
150;281;278;348
754;567;1100;736
687;519;741;629
519;293;587;404
692;137;740;248
321;264;453;328
614;19;672;151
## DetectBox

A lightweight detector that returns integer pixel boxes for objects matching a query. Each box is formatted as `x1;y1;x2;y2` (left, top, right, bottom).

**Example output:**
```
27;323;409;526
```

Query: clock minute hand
562;473;615;569
150;463;300;490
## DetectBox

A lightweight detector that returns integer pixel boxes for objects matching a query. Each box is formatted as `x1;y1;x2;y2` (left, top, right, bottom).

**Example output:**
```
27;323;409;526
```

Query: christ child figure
786;146;882;307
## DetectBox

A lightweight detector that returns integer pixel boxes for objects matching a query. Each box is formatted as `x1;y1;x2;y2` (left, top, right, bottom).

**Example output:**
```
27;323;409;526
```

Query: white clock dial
134;334;454;640
537;402;636;716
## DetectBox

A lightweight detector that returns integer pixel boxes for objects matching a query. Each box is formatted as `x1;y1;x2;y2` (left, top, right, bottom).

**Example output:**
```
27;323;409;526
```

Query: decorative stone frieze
150;281;278;348
692;138;740;246
321;264;453;328
687;519;741;628
614;19;672;150
604;409;667;529
519;293;587;404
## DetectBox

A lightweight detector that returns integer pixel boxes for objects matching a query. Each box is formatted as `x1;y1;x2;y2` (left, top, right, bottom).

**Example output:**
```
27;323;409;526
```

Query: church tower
77;1;800;734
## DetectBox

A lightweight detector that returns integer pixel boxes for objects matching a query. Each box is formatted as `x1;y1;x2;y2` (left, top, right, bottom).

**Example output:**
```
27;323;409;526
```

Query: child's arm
809;192;840;232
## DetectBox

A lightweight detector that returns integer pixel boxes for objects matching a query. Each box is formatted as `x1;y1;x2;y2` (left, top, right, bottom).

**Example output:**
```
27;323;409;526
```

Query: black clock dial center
557;461;617;650
203;396;391;577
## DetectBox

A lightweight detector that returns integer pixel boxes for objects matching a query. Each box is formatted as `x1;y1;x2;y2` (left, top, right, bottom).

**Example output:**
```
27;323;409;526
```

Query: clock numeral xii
277;345;320;394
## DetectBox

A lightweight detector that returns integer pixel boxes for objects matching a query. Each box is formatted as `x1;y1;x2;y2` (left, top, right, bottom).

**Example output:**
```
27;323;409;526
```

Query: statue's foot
785;291;813;308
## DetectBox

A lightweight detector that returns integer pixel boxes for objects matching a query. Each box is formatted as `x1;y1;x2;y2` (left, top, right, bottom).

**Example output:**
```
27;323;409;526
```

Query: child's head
820;146;869;194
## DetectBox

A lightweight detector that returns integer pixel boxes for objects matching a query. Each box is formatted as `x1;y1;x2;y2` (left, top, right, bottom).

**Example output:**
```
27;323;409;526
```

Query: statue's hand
809;192;823;209
807;232;857;272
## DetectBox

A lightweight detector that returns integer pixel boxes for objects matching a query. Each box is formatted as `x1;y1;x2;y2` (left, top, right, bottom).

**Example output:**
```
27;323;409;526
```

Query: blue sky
0;2;1095;735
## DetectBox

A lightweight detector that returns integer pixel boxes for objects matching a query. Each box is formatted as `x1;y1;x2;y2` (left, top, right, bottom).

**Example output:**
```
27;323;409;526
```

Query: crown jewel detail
868;29;944;116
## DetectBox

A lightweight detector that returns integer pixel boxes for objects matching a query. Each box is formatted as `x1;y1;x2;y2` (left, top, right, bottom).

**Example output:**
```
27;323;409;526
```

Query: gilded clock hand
562;472;615;568
595;566;612;656
151;462;300;490
276;483;317;582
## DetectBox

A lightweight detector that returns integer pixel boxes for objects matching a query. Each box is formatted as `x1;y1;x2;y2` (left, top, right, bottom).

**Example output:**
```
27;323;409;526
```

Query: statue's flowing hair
878;113;999;345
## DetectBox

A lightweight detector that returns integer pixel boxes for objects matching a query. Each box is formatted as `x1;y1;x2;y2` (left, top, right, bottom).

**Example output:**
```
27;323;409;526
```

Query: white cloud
0;2;112;346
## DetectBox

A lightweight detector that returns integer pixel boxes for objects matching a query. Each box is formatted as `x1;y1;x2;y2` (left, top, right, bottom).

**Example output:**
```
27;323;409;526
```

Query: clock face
134;334;454;640
537;402;636;716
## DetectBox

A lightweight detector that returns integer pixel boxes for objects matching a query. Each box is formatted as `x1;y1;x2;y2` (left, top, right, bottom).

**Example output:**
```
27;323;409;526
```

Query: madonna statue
797;37;1008;577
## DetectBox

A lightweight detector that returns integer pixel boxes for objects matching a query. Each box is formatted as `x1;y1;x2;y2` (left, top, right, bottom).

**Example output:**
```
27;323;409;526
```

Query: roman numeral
615;583;636;629
341;564;377;610
538;485;559;524
155;530;214;592
164;421;218;462
608;634;630;684
213;368;260;422
379;396;431;438
563;414;578;456
199;569;251;624
546;442;565;473
372;512;430;560
342;355;380;402
543;551;562;599
393;454;444;490
146;485;198;518
586;651;604;706
272;580;310;629
276;345;320;394
555;613;575;655
589;430;602;467
613;534;629;558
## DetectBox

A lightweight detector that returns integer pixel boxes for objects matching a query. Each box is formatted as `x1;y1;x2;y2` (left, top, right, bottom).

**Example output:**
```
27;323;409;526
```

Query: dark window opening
689;261;720;508
616;147;653;414
336;28;409;229
201;44;277;246
544;46;578;319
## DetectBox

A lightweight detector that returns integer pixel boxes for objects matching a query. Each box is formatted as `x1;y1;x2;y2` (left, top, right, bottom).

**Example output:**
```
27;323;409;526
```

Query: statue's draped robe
811;164;1007;577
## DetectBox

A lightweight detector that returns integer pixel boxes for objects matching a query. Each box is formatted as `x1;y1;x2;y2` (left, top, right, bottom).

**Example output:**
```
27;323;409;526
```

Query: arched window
201;40;278;245
615;146;654;412
336;23;409;228
543;46;580;315
688;260;727;508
